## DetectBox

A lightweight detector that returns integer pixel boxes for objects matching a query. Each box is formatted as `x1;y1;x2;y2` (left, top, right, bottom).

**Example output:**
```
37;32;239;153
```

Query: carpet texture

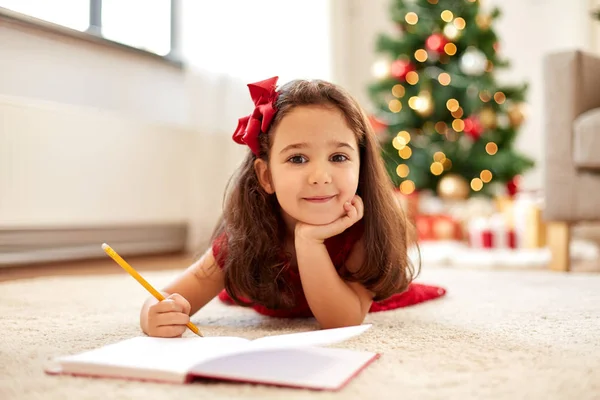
1;266;598;400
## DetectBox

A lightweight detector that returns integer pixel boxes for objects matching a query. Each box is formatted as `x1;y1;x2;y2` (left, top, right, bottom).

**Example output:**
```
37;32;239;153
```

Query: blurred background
1;0;599;269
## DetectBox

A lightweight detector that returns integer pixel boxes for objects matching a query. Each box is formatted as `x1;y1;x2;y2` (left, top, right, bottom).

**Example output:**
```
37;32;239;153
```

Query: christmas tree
368;0;534;200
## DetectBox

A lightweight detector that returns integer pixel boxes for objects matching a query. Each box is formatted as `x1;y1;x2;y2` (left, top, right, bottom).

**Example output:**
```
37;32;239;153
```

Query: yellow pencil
101;243;203;337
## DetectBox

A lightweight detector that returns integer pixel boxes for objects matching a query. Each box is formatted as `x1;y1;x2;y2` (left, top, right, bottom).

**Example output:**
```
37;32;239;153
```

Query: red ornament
425;33;450;54
463;115;484;140
391;59;415;81
368;115;388;135
506;176;520;197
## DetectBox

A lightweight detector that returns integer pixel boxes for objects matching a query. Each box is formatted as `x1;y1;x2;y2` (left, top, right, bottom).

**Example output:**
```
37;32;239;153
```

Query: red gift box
468;215;517;249
416;214;463;242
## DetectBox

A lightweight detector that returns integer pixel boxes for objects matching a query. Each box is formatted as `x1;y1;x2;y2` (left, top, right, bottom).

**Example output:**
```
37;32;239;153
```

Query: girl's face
254;106;360;230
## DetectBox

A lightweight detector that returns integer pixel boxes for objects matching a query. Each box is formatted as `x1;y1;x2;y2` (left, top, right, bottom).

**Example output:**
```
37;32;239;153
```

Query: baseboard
0;224;187;267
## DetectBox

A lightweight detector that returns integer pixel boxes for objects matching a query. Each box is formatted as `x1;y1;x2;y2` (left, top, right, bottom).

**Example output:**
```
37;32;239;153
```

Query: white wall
0;95;191;227
331;0;593;192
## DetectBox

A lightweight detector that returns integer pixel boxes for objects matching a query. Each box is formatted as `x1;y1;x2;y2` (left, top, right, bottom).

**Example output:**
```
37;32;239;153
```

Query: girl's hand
295;195;364;244
142;293;191;338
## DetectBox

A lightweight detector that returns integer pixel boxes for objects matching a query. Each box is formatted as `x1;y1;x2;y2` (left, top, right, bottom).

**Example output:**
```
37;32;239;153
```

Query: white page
189;346;379;390
247;324;371;351
58;336;250;375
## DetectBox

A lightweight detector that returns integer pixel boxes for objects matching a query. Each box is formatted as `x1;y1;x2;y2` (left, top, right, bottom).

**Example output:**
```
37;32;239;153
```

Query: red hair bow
232;76;279;156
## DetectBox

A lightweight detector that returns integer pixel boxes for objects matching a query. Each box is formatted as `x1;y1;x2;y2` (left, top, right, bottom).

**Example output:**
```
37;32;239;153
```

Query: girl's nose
308;163;332;185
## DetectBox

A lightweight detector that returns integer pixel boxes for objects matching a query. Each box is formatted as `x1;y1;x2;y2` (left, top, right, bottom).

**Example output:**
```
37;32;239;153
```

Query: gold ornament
479;107;497;129
508;103;526;127
476;14;492;30
437;174;470;200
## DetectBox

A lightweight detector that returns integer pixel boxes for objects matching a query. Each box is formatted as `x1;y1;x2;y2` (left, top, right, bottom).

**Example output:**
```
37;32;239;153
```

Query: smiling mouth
303;195;336;203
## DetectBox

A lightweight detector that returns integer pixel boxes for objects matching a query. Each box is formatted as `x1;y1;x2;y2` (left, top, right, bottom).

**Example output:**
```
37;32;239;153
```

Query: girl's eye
331;154;349;162
288;155;307;164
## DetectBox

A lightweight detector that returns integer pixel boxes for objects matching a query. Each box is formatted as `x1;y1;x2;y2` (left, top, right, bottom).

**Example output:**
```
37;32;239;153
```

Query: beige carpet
1;266;598;400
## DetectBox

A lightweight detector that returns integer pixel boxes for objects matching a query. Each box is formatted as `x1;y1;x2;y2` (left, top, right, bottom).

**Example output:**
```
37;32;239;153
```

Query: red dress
212;224;446;318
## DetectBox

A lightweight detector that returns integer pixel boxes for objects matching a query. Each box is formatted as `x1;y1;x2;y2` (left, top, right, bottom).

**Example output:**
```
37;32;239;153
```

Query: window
102;0;172;56
0;0;89;31
0;0;177;59
181;0;332;83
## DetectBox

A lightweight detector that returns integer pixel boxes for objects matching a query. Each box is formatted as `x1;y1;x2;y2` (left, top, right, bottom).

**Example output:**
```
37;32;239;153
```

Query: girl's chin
295;213;342;226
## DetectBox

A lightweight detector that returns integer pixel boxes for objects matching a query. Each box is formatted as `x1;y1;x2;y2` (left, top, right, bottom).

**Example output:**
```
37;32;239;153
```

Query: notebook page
247;324;371;351
190;346;379;390
58;336;250;376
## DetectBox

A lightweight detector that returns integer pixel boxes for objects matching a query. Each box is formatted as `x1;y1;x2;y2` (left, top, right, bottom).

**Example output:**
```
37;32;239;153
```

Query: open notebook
47;324;379;391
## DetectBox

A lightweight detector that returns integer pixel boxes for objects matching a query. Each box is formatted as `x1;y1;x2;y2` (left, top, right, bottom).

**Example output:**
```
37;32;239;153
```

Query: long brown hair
211;79;418;309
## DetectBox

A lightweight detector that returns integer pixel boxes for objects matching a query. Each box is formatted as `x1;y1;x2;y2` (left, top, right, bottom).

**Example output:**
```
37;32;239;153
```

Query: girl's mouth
303;195;336;203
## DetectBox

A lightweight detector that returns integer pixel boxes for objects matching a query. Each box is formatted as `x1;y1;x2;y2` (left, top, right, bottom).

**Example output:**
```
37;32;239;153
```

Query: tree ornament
391;59;415;81
437;174;470;200
460;47;487;76
368;115;388;135
497;113;510;129
463;115;484;140
507;103;526;127
506;176;520;197
425;33;449;54
479;107;497;129
443;23;461;40
476;14;492;30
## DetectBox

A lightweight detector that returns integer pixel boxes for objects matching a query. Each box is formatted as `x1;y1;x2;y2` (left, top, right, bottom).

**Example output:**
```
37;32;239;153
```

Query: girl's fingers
347;204;358;220
155;312;190;327
166;293;191;315
351;195;364;220
151;299;183;314
153;325;187;338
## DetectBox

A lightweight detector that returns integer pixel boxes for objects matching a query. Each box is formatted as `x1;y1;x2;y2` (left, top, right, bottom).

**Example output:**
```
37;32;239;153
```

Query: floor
3;257;598;400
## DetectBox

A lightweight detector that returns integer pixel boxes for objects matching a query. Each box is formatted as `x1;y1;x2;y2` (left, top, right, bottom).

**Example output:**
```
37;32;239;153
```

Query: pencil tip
101;243;109;250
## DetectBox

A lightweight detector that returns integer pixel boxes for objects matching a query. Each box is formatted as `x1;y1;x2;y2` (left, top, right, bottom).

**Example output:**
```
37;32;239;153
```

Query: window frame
0;0;182;68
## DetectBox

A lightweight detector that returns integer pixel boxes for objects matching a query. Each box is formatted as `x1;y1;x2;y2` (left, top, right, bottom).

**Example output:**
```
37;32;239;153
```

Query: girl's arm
295;237;374;329
140;248;225;335
161;249;225;316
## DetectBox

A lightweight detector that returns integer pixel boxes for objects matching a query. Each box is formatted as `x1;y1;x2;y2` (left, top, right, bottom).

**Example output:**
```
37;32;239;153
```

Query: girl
140;77;445;337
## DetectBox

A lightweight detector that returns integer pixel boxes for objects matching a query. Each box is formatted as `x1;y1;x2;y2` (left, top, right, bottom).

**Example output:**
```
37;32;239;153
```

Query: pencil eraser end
101;243;109;251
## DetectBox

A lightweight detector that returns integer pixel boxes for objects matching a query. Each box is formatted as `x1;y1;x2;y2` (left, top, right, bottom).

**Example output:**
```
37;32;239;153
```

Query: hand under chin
294;195;364;243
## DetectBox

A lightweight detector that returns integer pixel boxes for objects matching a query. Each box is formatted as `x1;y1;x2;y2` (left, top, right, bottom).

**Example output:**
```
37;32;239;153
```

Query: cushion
573;108;600;169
